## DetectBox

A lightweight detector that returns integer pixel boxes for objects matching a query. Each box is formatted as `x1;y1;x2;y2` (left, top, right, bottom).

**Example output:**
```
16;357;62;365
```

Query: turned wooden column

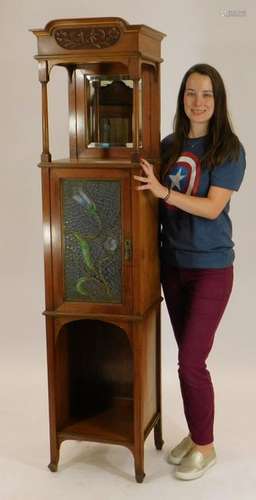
38;61;51;163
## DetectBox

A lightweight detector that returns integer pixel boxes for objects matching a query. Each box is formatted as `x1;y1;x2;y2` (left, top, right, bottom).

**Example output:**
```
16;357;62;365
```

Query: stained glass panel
62;179;122;303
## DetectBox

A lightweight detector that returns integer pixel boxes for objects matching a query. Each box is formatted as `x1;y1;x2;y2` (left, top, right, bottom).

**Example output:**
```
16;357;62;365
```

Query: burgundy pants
161;263;233;445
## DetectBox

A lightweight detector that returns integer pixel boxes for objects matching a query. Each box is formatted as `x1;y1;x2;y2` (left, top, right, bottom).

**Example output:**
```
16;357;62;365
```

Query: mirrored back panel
71;68;144;157
86;76;134;148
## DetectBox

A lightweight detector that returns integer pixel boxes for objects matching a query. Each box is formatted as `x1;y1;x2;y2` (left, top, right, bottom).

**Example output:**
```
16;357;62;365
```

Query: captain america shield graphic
164;151;201;210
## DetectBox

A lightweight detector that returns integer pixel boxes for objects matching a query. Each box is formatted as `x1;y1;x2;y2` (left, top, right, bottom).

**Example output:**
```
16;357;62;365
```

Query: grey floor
1;351;255;500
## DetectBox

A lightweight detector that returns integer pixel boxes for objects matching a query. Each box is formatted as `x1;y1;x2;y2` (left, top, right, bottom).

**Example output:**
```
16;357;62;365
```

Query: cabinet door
50;167;132;315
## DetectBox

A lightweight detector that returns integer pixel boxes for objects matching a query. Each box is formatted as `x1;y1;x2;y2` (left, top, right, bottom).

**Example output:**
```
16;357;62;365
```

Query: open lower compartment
55;319;134;445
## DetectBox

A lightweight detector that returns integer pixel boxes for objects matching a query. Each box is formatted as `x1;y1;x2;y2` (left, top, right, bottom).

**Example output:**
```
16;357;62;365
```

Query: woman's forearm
166;189;217;219
134;159;232;219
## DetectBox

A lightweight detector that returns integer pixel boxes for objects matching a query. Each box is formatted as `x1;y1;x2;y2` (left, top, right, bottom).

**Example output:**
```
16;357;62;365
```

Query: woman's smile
191;109;206;115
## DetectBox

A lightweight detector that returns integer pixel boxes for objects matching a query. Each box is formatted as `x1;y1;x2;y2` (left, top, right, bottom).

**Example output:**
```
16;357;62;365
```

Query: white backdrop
0;1;255;498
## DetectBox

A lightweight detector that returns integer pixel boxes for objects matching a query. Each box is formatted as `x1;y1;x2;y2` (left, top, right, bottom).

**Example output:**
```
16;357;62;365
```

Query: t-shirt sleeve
210;144;246;191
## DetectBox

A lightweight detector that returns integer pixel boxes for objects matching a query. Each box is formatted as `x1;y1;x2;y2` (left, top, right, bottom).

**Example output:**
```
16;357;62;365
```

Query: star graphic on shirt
169;168;187;190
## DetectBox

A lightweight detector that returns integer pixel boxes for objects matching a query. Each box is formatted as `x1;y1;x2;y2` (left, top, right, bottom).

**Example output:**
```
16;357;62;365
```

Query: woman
134;63;246;480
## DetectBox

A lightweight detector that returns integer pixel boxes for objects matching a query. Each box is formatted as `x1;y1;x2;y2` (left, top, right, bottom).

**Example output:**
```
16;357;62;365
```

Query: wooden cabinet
31;17;165;483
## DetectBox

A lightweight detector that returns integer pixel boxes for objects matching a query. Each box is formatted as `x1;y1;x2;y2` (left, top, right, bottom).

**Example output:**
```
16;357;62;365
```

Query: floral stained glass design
63;179;122;303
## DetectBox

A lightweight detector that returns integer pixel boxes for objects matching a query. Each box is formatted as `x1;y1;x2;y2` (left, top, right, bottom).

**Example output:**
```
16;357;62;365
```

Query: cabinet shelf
58;398;134;445
38;158;138;168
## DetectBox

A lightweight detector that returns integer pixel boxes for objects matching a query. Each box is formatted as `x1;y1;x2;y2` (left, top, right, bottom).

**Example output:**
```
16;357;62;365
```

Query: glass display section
86;76;135;148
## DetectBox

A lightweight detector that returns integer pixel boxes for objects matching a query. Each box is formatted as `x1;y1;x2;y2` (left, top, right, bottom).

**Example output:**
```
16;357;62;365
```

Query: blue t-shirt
160;133;246;268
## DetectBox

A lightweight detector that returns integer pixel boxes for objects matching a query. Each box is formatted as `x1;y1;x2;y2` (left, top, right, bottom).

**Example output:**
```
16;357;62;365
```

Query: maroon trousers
161;264;233;445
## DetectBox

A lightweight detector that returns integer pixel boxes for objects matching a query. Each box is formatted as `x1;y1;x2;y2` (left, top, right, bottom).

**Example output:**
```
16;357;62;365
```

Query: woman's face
183;72;215;130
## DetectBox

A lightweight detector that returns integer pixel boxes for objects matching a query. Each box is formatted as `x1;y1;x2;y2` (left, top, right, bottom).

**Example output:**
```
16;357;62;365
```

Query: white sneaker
167;435;194;465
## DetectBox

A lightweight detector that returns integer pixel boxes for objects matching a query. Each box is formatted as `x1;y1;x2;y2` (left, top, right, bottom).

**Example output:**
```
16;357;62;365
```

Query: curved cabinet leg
48;441;60;472
133;445;145;483
154;417;164;450
135;456;145;483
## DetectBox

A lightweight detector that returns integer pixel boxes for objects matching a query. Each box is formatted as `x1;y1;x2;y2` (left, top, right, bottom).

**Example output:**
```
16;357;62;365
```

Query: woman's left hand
134;158;168;199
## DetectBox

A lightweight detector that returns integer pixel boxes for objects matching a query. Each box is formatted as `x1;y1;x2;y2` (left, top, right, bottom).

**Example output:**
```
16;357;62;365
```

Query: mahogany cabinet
31;17;165;483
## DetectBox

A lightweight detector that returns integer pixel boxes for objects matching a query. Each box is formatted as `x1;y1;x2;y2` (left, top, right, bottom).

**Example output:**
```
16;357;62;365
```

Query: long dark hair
161;63;241;179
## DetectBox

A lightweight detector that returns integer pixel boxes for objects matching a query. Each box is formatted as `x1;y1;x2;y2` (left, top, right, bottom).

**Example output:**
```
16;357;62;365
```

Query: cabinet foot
48;440;60;472
135;471;145;483
154;419;164;450
134;450;145;483
48;462;58;472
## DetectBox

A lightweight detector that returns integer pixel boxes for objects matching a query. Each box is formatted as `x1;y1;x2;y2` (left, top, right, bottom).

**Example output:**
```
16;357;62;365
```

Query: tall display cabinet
31;17;165;483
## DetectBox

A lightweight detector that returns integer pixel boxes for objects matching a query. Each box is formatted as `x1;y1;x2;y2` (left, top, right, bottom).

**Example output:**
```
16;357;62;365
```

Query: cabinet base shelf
58;398;134;446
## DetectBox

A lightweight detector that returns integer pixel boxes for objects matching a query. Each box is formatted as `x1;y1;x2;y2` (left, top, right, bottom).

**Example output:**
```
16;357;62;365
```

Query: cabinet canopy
31;17;166;69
